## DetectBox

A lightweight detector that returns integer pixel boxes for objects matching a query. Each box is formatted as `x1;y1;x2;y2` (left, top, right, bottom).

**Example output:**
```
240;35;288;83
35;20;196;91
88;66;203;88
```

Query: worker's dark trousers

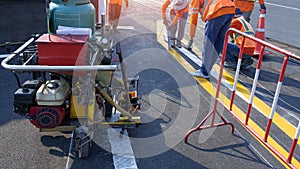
202;14;234;73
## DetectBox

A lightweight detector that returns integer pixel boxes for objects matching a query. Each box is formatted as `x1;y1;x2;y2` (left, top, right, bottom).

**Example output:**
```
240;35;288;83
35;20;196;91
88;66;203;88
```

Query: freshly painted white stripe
174;38;298;129
177;46;202;66
295;122;300;139
108;128;138;169
246;74;300;123
0;54;10;59
117;26;135;30
269;82;283;119
65;131;74;169
265;2;300;11
235;129;274;168
256;28;265;32
249;69;260;104
176;46;268;119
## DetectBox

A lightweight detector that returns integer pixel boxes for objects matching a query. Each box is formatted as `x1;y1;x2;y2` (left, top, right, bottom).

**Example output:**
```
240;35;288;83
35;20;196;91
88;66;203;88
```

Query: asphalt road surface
252;0;300;48
1;1;300;169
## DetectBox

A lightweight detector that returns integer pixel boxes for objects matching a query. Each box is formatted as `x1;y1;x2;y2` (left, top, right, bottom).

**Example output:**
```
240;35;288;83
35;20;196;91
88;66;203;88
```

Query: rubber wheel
78;137;89;159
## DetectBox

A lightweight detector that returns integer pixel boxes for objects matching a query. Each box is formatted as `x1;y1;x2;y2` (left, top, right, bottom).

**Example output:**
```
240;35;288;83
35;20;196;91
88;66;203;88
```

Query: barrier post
245;45;265;125
229;37;245;111
184;28;300;169
184;33;235;143
264;55;289;142
288;121;300;163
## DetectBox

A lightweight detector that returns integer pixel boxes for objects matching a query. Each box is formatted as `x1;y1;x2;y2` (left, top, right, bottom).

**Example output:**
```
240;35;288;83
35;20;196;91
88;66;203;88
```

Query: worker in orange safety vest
224;8;255;70
161;0;189;48
186;0;202;50
191;0;236;79
233;0;266;22
109;0;128;32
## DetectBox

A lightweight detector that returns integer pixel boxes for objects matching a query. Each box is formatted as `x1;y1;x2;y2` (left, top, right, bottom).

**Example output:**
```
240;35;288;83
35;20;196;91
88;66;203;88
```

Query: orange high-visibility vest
233;0;264;13
189;0;235;38
200;0;235;22
161;0;189;26
231;16;256;55
189;0;202;39
110;0;127;6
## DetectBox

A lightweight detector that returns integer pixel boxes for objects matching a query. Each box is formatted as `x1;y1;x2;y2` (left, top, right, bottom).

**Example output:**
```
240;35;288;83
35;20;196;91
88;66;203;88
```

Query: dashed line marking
108;128;138;169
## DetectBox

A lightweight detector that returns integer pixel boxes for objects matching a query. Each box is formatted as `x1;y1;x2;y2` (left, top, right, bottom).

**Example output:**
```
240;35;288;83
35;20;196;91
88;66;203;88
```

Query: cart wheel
78;137;89;159
77;134;91;159
75;126;90;159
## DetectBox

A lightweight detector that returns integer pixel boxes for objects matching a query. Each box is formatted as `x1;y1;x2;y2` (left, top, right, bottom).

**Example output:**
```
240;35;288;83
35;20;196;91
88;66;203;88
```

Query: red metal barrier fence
184;28;300;169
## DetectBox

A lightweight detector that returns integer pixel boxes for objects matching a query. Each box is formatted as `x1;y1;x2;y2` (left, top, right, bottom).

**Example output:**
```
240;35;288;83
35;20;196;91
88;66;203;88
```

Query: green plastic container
48;0;95;34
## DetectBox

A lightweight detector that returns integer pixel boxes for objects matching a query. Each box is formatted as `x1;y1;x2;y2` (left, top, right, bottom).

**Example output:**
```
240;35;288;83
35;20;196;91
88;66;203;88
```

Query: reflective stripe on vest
234;17;254;40
190;7;199;11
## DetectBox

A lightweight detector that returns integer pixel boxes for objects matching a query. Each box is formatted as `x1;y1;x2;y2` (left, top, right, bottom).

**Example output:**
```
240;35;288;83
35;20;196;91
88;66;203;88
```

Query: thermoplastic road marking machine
1;0;141;159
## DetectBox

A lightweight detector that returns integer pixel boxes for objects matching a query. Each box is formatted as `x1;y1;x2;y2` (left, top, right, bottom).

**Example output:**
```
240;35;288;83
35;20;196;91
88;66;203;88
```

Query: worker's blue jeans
226;42;252;62
201;14;234;73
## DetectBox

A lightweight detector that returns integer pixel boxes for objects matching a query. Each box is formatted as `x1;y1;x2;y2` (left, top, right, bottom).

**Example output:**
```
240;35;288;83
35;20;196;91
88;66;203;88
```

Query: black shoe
241;58;254;69
187;39;193;50
170;39;175;48
224;61;237;69
176;41;182;48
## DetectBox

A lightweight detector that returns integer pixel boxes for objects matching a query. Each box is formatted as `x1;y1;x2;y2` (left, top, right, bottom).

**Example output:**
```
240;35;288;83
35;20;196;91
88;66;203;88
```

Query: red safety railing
184;28;300;169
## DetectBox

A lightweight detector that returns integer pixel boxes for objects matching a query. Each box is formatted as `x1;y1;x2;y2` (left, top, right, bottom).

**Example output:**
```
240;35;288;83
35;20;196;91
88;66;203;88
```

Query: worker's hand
163;19;169;27
260;4;266;12
125;2;128;8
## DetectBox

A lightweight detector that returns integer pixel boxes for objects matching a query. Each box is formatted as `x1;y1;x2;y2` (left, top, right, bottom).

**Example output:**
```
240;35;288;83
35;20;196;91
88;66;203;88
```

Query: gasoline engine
14;78;70;128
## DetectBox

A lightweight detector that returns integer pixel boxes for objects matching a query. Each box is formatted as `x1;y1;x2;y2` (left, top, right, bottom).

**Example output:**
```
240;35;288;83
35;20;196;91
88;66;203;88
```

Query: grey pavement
0;0;299;169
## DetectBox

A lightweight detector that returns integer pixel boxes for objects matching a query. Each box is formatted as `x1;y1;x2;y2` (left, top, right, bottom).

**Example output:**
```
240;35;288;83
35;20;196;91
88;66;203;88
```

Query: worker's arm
170;3;189;26
161;0;171;20
258;0;266;11
170;11;183;26
124;0;128;7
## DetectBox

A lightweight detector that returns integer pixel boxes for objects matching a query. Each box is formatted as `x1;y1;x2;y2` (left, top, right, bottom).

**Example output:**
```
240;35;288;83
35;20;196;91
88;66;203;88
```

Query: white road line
177;46;275;167
177;47;203;66
108;128;138;169
117;26;135;30
176;46;267;117
235;129;275;168
65;131;74;169
0;54;9;59
177;46;284;121
265;2;300;11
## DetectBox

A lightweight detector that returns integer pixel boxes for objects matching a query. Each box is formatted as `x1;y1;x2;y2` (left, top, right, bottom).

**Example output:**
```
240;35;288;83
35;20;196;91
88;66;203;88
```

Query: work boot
176;40;182;48
170;38;175;48
224;60;237;69
241;58;254;69
191;66;209;79
187;39;193;50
